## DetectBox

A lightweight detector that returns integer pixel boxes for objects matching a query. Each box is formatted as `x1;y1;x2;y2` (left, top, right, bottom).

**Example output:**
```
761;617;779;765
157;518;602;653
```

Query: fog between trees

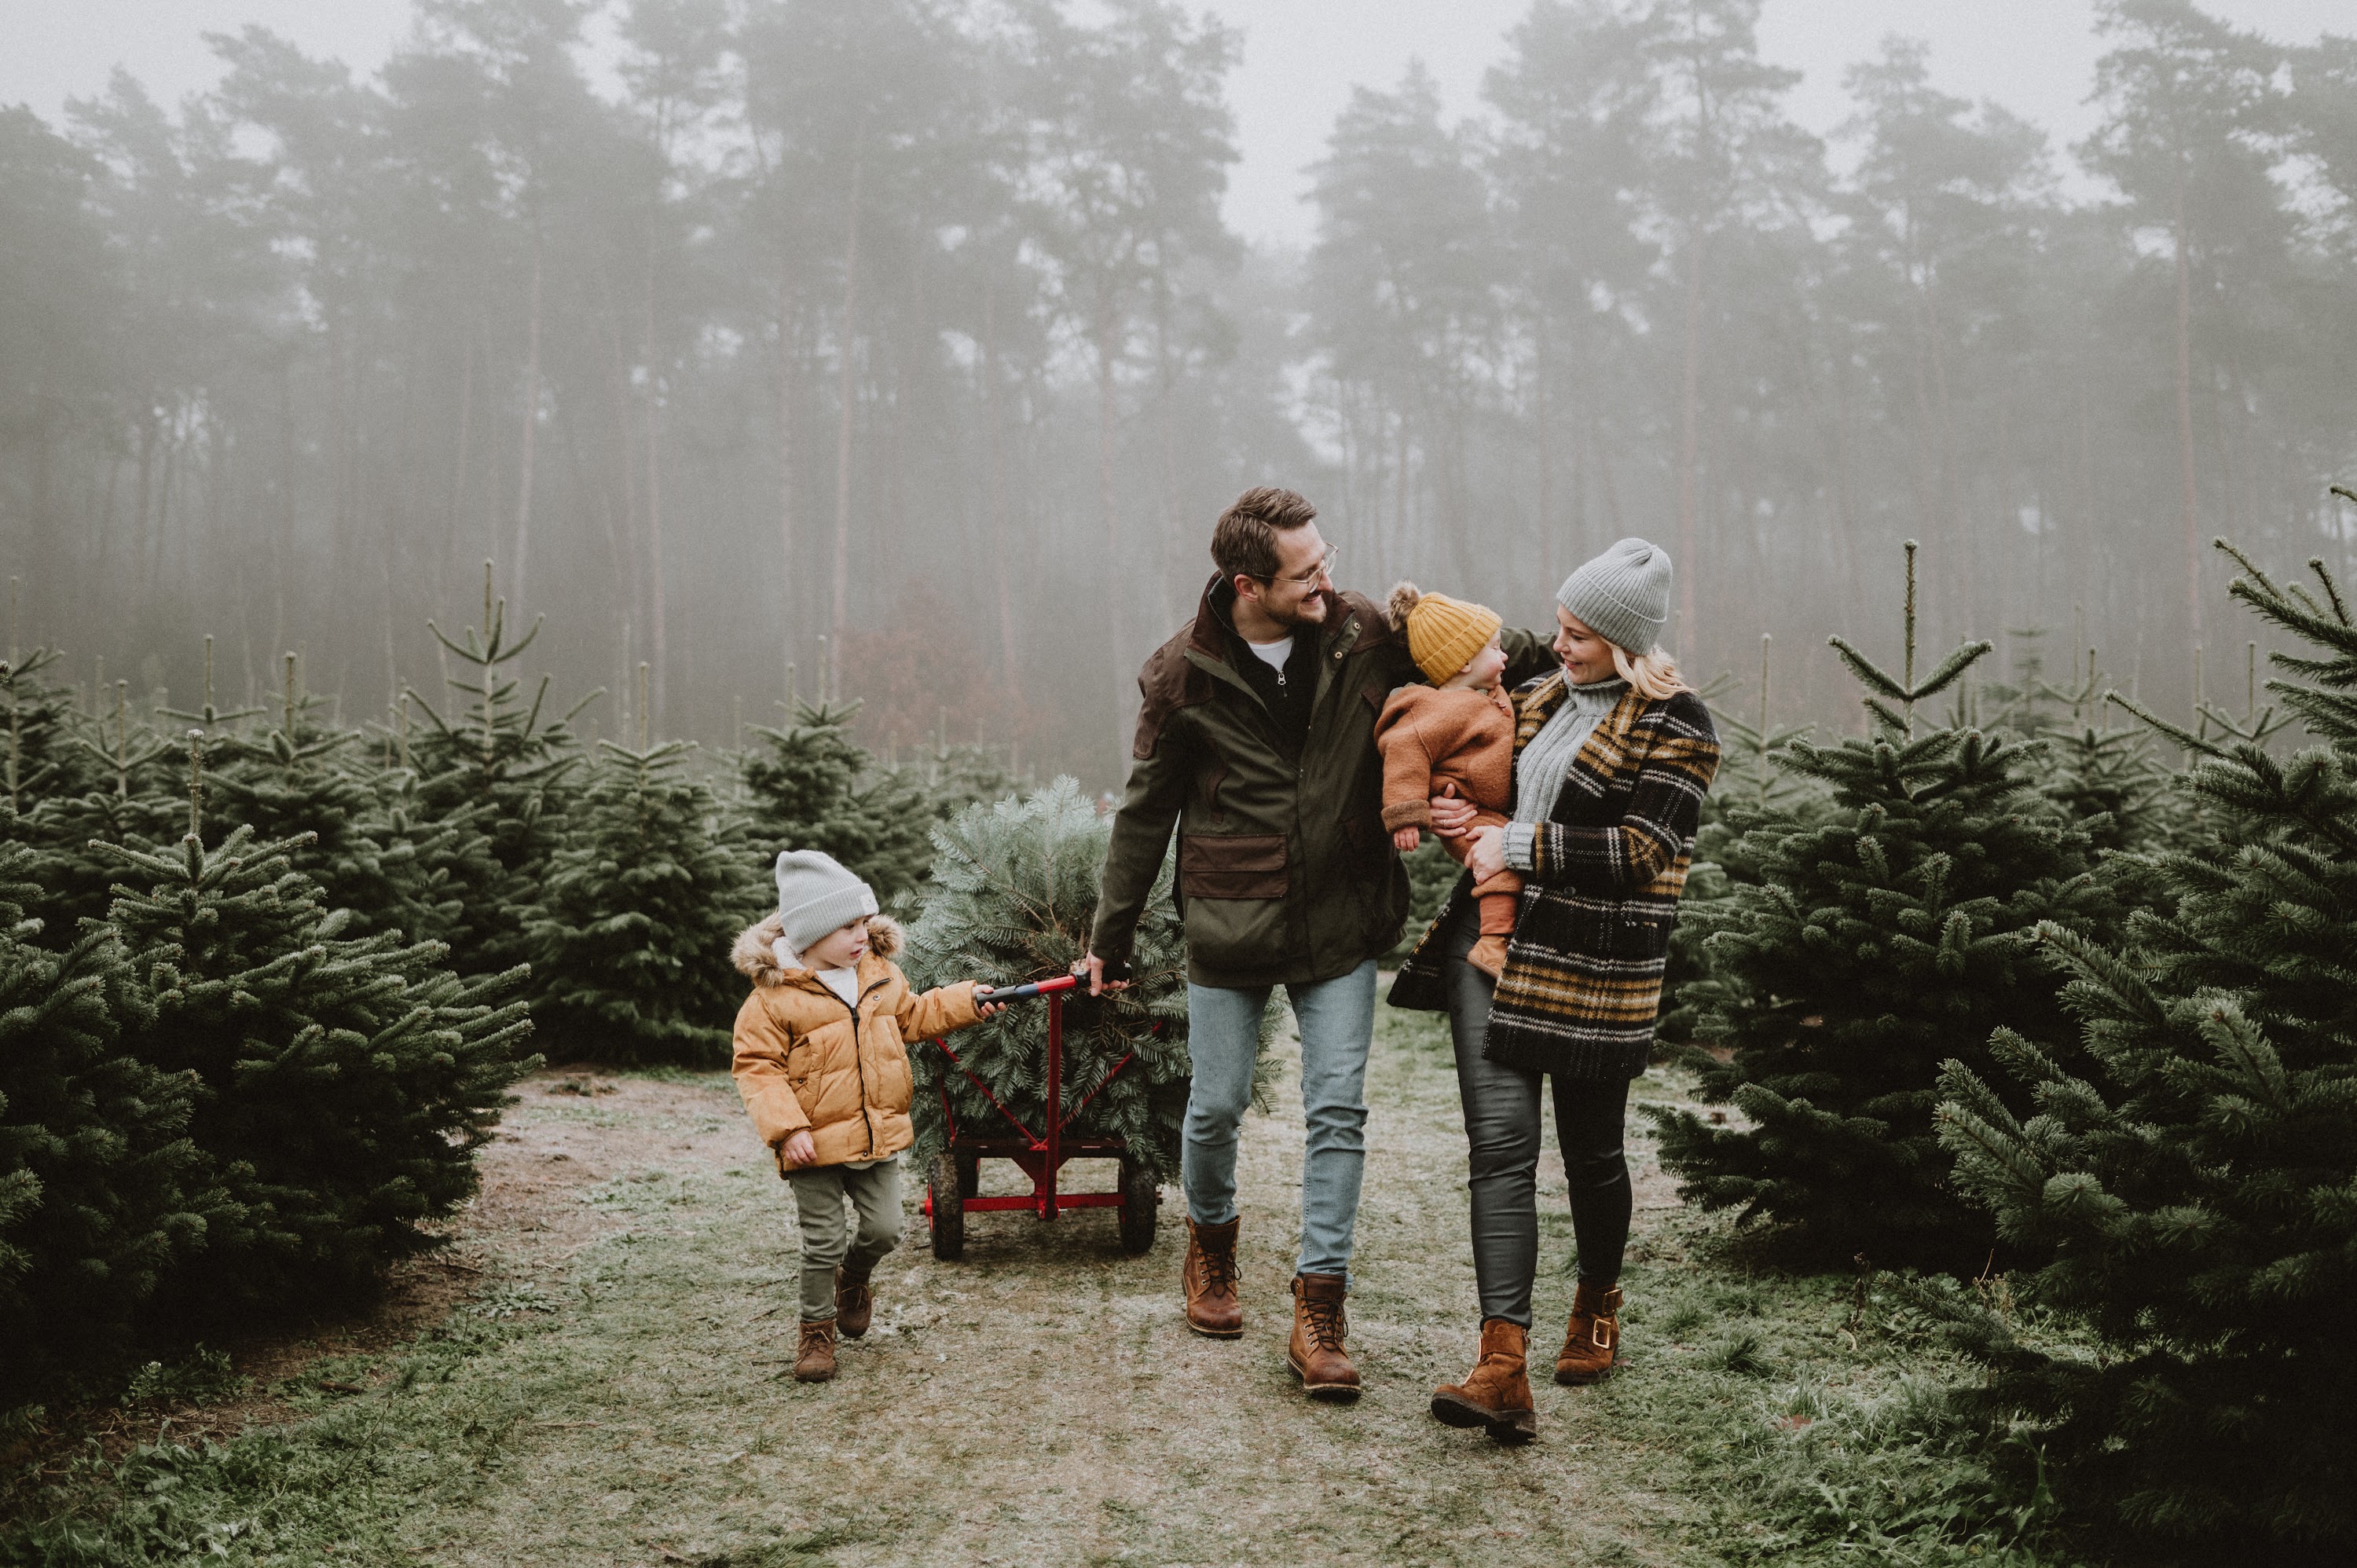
3;0;2354;786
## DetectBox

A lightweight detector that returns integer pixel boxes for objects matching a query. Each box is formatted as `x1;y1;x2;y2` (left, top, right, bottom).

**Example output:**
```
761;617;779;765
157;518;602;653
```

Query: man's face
1236;522;1333;628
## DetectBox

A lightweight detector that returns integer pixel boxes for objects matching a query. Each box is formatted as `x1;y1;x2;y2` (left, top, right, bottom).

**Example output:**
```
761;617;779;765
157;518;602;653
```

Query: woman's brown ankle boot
1554;1280;1622;1385
1431;1317;1537;1444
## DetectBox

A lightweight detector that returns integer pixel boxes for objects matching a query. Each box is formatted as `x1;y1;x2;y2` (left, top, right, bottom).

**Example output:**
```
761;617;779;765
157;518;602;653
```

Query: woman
1389;537;1719;1446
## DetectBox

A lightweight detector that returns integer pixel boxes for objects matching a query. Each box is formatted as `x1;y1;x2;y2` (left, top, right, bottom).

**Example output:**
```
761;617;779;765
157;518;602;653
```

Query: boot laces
1302;1295;1347;1351
1195;1242;1237;1295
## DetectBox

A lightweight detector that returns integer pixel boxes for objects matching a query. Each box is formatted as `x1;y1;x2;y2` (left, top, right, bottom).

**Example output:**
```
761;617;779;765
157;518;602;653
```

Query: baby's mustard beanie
1387;581;1503;686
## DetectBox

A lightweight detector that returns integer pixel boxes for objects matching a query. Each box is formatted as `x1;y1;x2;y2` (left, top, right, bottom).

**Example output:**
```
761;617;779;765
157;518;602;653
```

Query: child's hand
778;1130;818;1170
974;987;1006;1018
1392;826;1420;853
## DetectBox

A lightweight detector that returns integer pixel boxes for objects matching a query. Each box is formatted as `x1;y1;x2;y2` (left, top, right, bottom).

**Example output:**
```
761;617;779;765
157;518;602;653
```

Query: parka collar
1187;570;1349;665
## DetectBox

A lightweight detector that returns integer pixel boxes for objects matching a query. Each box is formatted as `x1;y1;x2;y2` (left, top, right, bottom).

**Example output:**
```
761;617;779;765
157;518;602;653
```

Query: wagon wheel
955;1150;980;1199
928;1150;965;1262
1116;1153;1159;1255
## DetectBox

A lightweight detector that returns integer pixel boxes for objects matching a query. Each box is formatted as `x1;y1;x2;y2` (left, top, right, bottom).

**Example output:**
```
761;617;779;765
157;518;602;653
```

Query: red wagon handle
973;974;1080;1006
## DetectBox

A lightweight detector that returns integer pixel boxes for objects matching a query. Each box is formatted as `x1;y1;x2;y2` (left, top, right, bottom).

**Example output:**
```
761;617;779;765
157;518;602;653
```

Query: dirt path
366;1002;1714;1567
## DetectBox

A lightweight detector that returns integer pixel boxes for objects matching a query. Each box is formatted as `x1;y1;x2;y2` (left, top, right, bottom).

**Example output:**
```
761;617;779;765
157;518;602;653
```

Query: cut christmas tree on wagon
901;779;1279;1258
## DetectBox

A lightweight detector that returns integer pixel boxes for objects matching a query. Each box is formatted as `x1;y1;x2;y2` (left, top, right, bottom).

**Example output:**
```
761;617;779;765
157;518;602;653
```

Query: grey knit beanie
1557;537;1672;654
773;849;878;958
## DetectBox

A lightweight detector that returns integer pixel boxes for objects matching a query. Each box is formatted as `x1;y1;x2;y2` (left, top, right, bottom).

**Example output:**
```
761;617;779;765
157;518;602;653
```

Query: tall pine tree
1926;540;2357;1559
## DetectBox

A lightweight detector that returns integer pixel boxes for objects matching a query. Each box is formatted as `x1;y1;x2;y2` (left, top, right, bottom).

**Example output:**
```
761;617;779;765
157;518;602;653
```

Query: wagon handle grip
973;974;1081;1006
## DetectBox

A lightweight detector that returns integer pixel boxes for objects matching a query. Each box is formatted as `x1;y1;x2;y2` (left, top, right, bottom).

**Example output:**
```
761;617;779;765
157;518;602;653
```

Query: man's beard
1266;591;1329;631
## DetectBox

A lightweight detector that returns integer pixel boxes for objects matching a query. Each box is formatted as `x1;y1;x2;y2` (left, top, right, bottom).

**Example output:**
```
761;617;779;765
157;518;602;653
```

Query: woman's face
1553;608;1619;686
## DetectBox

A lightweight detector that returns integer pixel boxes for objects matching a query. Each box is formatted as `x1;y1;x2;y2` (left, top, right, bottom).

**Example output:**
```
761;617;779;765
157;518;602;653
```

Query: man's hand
1467;825;1507;882
1428;781;1477;838
1074;953;1132;997
778;1129;818;1170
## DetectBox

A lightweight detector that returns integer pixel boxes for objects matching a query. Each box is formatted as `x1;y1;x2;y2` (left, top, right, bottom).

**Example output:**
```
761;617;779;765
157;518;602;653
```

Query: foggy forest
4;0;2355;778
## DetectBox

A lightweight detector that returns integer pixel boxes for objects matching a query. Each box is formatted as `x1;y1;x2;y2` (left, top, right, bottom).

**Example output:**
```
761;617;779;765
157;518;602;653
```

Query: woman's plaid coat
1388;672;1720;1080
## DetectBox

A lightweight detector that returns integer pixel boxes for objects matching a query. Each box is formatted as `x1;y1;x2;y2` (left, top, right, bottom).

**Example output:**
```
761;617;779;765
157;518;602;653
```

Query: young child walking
1375;584;1522;978
730;849;1002;1383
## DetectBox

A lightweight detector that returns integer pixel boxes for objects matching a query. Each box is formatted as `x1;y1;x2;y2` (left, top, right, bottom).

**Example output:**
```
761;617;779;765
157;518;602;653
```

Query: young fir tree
1925;541;2357;1559
1651;544;2124;1266
405;570;585;981
0;841;207;1409
531;690;762;1065
740;696;941;905
901;779;1275;1181
100;738;535;1317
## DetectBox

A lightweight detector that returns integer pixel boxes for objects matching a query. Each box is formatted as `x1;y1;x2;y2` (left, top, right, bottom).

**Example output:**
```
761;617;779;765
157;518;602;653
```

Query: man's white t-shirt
1245;636;1293;678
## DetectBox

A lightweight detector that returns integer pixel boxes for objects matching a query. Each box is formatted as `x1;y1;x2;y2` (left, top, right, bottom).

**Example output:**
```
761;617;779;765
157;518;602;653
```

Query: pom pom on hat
1388;580;1503;686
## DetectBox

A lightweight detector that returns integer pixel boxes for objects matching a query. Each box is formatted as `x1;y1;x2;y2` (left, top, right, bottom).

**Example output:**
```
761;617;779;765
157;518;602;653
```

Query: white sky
2;0;2345;248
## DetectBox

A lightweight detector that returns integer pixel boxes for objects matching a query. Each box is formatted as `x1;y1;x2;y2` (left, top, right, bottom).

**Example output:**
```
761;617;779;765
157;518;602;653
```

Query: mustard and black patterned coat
1388;670;1720;1080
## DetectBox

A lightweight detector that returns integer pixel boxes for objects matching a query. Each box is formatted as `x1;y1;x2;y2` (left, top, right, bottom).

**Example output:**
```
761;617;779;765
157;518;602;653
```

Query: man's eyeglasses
1257;545;1338;588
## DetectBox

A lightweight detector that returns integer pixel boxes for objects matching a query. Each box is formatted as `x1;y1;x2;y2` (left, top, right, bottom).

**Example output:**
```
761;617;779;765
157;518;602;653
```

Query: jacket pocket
1179;832;1289;899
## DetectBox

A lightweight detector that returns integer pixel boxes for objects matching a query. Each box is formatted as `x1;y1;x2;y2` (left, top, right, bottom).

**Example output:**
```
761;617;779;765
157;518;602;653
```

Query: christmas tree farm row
0;582;1013;1417
1651;539;2355;1563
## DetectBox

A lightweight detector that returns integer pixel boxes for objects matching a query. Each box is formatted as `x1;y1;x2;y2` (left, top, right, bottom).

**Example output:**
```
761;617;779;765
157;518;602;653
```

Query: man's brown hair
1210;487;1318;584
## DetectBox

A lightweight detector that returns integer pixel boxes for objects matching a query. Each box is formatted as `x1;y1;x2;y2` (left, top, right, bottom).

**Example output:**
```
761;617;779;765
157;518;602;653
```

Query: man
1079;487;1554;1402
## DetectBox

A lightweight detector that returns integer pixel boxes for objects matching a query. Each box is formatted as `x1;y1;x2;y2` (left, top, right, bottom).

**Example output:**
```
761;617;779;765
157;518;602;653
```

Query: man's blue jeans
1182;961;1378;1282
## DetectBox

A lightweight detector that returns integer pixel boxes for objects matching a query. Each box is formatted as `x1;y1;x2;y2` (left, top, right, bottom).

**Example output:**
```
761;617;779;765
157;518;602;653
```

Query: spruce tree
531;695;761;1065
1926;540;2357;1559
0;841;206;1409
1651;544;2124;1266
901;779;1273;1180
101;738;535;1317
405;570;585;981
740;696;940;905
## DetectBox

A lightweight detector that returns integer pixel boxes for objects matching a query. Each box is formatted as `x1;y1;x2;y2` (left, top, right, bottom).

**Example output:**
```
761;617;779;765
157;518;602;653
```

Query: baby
1374;584;1521;978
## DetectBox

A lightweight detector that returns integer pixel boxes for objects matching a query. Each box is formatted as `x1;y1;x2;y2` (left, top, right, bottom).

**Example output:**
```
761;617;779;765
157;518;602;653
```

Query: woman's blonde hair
1611;643;1692;701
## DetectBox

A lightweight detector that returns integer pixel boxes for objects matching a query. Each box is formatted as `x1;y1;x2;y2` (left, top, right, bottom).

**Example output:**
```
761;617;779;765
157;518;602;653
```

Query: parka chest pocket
1179;832;1289;899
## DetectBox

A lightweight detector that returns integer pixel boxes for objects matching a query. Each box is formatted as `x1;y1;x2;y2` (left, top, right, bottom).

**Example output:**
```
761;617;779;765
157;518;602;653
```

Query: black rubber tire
955;1150;981;1199
1116;1154;1159;1255
928;1150;965;1261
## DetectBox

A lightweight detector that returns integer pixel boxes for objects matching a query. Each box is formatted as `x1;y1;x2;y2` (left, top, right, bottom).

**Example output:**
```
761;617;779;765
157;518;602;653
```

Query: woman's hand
778;1129;818;1170
1466;825;1507;882
1391;826;1421;853
1428;782;1477;839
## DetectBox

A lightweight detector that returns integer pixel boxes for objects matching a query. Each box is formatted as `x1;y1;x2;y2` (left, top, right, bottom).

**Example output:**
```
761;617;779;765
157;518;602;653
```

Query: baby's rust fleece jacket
1373;683;1516;833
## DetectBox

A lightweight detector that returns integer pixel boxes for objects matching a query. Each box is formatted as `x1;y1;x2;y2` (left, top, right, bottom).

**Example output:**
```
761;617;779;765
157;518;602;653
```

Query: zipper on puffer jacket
846;976;890;1159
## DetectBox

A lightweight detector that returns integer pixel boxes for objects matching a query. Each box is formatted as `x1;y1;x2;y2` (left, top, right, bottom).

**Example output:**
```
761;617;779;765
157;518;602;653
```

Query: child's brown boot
794;1318;838;1383
836;1267;874;1339
1431;1317;1537;1444
1466;935;1509;978
1554;1280;1622;1385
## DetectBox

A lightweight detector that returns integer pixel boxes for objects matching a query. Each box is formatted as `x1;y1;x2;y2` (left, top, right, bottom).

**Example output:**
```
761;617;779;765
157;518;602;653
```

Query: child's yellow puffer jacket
729;914;983;1171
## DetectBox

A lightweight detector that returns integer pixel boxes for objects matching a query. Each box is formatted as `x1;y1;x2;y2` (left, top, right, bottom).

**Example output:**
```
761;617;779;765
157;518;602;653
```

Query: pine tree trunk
830;152;863;705
1098;310;1122;765
984;286;1019;701
643;240;667;734
775;278;799;699
514;229;545;614
2173;156;2200;640
1677;243;1703;651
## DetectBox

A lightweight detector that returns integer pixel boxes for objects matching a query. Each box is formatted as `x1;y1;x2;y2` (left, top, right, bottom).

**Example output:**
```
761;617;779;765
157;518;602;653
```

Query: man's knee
1303;1098;1368;1154
1186;1074;1254;1132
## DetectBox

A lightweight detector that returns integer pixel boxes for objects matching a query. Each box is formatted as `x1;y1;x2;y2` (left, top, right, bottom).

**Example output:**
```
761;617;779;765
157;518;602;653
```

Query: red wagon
921;974;1159;1259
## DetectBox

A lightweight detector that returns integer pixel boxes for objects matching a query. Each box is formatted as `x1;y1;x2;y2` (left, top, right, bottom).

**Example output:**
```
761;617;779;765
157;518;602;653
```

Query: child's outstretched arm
893;975;992;1042
1375;696;1438;841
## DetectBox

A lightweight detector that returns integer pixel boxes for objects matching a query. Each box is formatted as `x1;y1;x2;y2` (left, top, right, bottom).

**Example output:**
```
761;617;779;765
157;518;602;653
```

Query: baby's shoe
1467;935;1509;979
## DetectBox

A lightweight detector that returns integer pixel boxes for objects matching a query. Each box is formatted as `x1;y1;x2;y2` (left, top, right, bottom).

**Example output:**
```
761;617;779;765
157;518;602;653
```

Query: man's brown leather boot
793;1318;838;1383
1287;1273;1362;1402
1554;1280;1622;1386
1182;1216;1244;1338
1431;1317;1537;1444
835;1266;874;1339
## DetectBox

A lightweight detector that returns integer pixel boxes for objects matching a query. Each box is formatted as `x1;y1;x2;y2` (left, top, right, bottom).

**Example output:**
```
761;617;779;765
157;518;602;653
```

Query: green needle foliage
0;842;204;1409
1922;540;2357;1560
902;779;1271;1180
99;769;536;1320
530;736;762;1066
739;696;941;906
1651;544;2125;1267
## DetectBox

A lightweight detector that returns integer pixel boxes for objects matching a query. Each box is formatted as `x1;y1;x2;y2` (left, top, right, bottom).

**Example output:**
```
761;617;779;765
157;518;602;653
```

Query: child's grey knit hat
774;849;878;957
1558;537;1673;655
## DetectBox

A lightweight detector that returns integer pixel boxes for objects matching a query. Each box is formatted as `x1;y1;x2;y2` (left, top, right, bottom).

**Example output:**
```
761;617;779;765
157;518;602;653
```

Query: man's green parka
1091;573;1556;989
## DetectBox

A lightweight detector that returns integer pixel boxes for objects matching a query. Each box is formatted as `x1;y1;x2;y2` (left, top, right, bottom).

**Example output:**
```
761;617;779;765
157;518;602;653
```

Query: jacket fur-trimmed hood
731;910;904;987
